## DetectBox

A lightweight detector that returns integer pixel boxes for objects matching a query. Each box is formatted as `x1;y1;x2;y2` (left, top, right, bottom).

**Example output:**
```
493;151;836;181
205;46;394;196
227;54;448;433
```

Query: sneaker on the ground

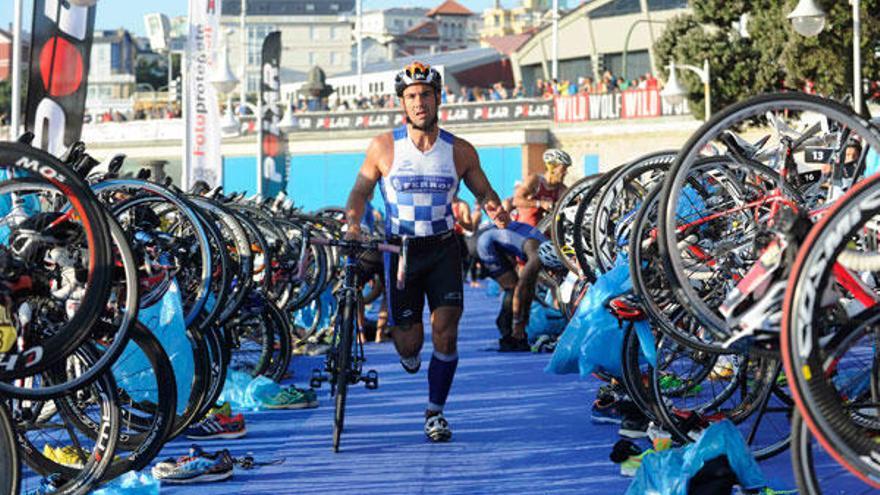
591;395;626;425
262;388;313;410
207;402;231;417
400;355;421;374
306;343;332;356
620;449;655;477
152;445;234;484
530;335;550;353
289;386;319;408
424;412;452;442
184;413;247;440
498;335;530;352
618;413;650;439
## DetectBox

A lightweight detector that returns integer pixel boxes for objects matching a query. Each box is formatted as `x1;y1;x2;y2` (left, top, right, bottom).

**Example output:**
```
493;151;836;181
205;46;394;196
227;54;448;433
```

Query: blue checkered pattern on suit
381;126;458;237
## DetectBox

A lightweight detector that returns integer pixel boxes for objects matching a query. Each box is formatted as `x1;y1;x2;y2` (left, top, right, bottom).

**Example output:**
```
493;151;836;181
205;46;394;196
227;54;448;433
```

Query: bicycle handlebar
302;234;406;289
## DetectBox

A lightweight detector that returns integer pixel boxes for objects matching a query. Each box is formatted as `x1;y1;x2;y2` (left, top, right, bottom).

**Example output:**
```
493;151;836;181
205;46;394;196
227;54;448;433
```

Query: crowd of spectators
315;70;661;113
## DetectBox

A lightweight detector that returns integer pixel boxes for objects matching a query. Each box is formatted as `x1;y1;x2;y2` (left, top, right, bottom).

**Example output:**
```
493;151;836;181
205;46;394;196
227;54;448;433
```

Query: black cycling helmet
395;61;442;97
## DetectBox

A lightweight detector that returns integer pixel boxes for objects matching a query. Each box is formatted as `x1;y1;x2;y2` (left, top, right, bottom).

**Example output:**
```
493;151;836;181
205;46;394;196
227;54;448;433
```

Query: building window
247;73;261;93
408;19;413;27
247;24;277;65
309;52;317;65
306;4;315;12
330;3;339;11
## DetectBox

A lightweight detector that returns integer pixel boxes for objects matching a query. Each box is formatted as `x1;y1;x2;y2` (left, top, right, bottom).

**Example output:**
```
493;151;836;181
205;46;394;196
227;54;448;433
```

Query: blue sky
0;1;507;37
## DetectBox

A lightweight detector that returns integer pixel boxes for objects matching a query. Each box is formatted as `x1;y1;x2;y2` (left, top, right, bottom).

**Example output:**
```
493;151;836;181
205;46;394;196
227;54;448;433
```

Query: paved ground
23;284;864;494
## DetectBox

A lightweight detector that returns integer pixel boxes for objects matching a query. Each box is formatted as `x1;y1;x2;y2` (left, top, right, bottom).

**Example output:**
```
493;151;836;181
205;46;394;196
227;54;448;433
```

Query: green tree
654;0;880;119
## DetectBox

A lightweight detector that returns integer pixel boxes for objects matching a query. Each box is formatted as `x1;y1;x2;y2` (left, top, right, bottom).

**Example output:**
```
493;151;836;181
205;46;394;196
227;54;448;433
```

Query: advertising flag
258;31;285;196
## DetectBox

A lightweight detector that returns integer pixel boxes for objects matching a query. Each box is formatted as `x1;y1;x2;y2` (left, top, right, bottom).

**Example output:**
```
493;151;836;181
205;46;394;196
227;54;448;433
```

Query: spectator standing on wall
533;78;544;98
513;81;525;99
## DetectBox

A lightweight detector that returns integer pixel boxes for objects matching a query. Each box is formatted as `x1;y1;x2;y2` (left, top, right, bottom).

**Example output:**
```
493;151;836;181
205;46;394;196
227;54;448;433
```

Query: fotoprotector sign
183;0;222;189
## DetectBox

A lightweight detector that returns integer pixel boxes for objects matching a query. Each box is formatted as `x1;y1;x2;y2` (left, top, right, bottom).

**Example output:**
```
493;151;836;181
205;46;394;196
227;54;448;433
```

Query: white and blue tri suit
379;124;465;415
379;125;464;327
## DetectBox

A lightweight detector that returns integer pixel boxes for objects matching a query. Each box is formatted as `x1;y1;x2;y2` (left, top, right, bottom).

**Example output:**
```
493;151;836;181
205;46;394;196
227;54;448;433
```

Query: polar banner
288;99;554;132
258;31;285;197
183;0;222;189
554;89;689;123
25;0;97;157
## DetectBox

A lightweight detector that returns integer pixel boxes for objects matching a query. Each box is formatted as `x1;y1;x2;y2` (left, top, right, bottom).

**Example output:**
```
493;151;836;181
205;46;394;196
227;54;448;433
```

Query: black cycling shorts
383;231;463;326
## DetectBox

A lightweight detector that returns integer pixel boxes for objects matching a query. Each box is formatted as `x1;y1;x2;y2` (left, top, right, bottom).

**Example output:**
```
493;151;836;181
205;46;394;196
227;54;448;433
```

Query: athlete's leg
512;239;541;340
391;322;424;359
493;270;517;339
427;306;462;414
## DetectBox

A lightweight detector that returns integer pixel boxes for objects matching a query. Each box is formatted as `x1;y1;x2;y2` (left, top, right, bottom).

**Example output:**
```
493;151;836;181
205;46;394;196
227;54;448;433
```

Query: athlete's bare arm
345;133;391;238
454;138;509;228
512;174;541;209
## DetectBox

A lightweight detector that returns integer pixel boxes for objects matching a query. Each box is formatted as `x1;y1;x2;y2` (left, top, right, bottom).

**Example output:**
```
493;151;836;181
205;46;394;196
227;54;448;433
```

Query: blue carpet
22;284;851;493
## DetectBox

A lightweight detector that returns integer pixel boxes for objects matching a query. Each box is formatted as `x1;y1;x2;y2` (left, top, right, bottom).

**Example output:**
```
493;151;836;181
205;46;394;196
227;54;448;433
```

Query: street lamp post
551;0;559;80
211;34;240;136
661;59;711;121
10;0;23;138
239;0;248;114
788;0;863;113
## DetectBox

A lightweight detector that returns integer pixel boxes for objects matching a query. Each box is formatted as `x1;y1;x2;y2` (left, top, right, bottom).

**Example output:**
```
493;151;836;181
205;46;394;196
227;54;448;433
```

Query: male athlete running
344;62;509;442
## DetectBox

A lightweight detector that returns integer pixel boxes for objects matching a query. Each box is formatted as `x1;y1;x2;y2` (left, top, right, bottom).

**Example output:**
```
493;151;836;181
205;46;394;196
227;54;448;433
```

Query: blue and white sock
427;351;459;413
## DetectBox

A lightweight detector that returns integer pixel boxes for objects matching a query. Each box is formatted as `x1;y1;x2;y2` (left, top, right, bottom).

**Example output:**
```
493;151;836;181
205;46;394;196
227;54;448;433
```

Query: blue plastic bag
92;471;160;495
525;300;567;342
218;369;283;411
626;420;767;495
485;278;500;297
132;280;192;415
546;256;632;377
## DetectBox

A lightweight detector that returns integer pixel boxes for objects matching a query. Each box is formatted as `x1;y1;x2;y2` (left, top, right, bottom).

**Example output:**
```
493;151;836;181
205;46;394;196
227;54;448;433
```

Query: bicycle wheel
659;92;880;341
16;344;120;494
0;403;19;495
782;173;880;488
0;181;138;399
592;152;674;272
61;323;176;481
0;144;114;380
549;174;601;276
333;291;355;453
790;409;877;495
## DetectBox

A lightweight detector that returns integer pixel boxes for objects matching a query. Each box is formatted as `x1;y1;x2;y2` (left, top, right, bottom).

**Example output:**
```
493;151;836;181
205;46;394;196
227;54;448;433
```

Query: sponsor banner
183;0;222;189
288;99;554;132
554;89;689;123
25;0;97;157
258;31;285;197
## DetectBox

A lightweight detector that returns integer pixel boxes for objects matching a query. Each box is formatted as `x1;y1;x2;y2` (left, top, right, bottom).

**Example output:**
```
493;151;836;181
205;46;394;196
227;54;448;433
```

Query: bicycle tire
781;172;880;488
0;403;19;495
333;291;355;453
0;144;113;380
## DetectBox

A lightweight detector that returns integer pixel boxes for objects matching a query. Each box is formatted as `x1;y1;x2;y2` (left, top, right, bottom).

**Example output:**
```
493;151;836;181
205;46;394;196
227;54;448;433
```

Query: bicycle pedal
363;369;379;390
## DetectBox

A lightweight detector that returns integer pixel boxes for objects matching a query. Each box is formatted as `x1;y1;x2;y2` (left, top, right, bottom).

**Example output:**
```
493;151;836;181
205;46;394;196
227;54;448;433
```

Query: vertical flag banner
184;0;222;189
25;0;97;157
258;31;286;197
